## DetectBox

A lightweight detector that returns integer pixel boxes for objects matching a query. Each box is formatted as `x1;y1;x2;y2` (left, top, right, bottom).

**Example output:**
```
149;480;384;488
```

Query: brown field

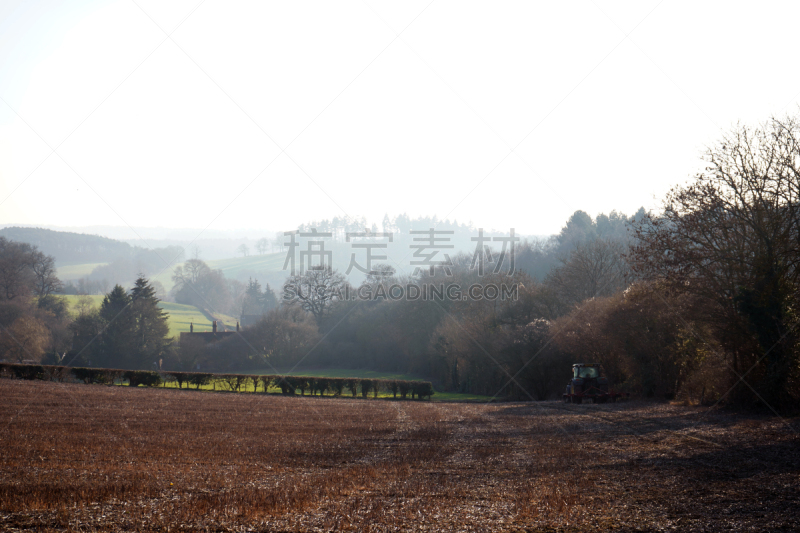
0;380;798;532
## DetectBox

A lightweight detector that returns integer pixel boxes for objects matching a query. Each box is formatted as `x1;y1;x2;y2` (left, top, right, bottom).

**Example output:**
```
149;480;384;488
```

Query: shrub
189;373;212;389
10;364;45;381
71;367;107;384
171;372;189;389
413;381;435;400
124;370;162;388
102;369;124;385
360;379;373;398
398;380;411;399
276;376;295;395
316;377;330;396
296;377;310;396
330;378;344;396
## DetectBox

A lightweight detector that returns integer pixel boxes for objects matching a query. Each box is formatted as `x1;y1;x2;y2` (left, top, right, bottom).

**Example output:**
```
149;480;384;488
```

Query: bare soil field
0;380;798;532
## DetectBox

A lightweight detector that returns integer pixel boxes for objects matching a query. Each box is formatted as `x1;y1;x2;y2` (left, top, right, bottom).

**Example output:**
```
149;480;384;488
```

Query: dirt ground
0;379;798;532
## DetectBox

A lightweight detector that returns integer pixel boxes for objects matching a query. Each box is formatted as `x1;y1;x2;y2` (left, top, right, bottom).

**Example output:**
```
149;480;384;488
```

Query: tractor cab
573;364;600;379
563;363;627;404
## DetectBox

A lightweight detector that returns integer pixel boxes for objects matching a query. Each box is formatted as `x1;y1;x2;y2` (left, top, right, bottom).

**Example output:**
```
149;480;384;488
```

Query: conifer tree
129;275;171;369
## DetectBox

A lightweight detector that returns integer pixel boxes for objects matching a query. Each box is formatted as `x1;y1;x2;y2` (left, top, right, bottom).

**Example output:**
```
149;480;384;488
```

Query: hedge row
0;363;435;400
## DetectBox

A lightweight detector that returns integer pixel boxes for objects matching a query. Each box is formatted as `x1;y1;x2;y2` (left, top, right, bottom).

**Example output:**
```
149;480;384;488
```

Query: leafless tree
0;237;36;301
630;114;800;407
282;266;348;322
31;251;62;297
0;315;49;363
547;238;632;311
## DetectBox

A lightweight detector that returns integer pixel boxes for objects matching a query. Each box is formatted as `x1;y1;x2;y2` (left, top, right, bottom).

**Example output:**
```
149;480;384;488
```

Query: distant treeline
0;363;435;400
0;227;135;265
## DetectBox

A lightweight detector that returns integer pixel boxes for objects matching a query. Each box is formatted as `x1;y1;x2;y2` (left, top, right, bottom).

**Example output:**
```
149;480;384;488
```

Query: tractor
562;363;628;404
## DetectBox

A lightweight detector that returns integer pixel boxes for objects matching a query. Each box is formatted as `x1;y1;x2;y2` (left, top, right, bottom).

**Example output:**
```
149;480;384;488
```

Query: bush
360;379;373;398
71;367;107;384
413;381;435;400
296;377;310;396
189;373;212;389
9;364;45;381
398;380;411;399
124;370;162;388
171;372;189;389
276;376;295;395
330;378;344;396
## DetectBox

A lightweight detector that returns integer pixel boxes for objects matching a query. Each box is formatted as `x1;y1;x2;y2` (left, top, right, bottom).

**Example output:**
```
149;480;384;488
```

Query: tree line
2;113;798;409
207;114;799;409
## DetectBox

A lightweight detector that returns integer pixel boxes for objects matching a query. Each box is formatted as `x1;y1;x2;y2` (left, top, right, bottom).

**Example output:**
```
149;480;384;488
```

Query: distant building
179;320;238;345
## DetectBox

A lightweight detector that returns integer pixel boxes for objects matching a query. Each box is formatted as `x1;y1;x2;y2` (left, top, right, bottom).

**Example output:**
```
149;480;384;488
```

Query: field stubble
0;380;798;532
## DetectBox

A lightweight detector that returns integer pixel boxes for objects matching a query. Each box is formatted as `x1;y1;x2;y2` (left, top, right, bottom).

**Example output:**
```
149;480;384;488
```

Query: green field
158;302;215;338
56;263;105;280
60;295;214;338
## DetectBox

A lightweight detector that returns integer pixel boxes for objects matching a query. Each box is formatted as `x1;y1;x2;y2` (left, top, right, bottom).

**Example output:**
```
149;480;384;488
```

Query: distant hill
0;227;133;265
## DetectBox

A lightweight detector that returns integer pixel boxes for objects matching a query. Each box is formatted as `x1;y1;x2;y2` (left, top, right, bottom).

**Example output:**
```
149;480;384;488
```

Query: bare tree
0;237;36;301
172;259;210;286
630;114;800;407
0;315;49;363
31;251;62;297
255;238;269;255
237;244;249;258
547;238;632;312
282;266;348;322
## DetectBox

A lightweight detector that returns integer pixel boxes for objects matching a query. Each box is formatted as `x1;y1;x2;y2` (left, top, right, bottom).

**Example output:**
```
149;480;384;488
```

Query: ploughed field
1;380;798;532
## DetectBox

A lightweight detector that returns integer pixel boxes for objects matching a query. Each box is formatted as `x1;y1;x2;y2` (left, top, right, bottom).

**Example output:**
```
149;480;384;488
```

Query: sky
2;0;800;241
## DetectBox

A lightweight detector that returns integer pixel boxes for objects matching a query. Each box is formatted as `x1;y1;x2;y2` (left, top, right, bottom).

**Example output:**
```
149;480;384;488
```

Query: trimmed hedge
0;363;435;400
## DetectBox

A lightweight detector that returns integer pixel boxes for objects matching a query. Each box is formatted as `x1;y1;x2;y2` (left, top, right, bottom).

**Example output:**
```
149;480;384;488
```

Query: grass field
2;379;797;531
56;262;105;280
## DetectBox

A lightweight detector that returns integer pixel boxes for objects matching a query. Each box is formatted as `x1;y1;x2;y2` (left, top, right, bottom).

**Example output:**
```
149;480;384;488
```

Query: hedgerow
0;363;435;400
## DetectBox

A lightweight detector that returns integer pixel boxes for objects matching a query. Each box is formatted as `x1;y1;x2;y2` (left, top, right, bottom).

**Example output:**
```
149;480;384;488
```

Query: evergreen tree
129;276;171;369
91;278;171;369
97;284;134;368
242;278;263;315
242;278;278;316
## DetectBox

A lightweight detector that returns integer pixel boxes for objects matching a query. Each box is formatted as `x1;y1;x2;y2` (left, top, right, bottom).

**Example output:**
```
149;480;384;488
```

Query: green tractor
562;363;628;404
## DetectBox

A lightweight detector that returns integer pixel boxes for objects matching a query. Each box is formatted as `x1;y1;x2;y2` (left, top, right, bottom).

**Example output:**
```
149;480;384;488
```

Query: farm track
0;380;798;532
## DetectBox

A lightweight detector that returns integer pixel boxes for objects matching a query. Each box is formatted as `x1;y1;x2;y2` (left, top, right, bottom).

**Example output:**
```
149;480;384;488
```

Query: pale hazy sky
2;0;800;239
